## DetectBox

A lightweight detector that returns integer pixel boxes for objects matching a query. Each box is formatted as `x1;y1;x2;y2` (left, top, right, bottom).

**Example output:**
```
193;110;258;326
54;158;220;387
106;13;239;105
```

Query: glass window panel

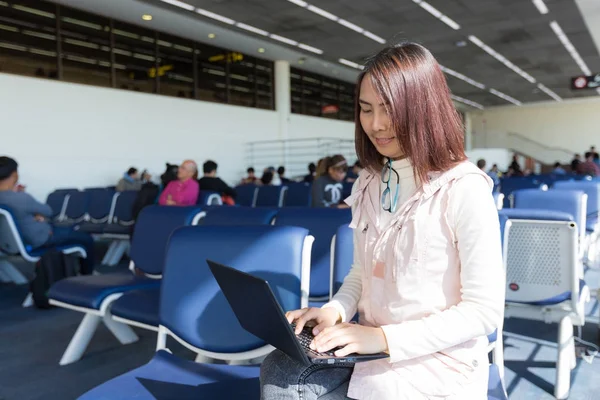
155;32;194;98
112;20;156;93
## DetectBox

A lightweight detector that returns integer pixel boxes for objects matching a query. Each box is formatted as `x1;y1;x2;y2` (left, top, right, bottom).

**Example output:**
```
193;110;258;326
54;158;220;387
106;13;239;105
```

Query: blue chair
197;191;223;206
202;206;278;226
284;183;311;207
103;191;138;237
79;225;310;399
110;207;279;332
48;205;203;365
502;209;589;399
54;190;90;227
513;188;587;243
553;181;600;233
500;177;548;208
46;188;78;221
100;191;140;266
0;205;87;286
255;185;287;207
76;189;117;234
330;223;353;299
275;207;352;300
234;185;258;207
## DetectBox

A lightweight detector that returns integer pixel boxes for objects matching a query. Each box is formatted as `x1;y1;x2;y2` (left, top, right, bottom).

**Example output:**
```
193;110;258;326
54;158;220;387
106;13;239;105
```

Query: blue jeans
46;226;95;274
260;350;354;400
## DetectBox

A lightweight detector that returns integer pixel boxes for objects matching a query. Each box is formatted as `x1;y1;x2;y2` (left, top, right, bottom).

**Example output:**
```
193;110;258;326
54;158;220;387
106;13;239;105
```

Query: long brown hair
355;42;466;183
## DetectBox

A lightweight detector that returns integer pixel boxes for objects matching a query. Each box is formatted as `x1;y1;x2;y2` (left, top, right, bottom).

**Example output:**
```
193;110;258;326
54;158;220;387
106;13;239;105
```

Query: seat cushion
111;288;161;328
76;222;108;234
78;350;260;400
48;271;161;310
103;224;134;235
509;279;586;306
28;243;86;257
487;364;508;400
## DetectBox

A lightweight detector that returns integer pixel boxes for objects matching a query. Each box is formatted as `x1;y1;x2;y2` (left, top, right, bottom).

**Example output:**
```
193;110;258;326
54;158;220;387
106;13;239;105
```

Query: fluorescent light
0;42;26;51
363;31;386;44
418;1;443;18
489;88;522;106
298;43;323;54
338;19;364;33
439;65;486;90
22;30;55;40
160;0;195;12
270;34;298;46
29;48;56;57
307;5;338;21
12;5;54;18
339;58;364;70
440;15;460;30
536;83;562;101
288;0;385;44
414;1;461;30
450;95;484;110
468;35;536;83
550;21;591;75
532;0;549;14
287;0;308;7
236;22;268;36
195;8;235;25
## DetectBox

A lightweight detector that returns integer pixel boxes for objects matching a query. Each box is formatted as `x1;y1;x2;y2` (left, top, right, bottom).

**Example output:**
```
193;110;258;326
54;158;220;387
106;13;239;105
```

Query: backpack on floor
30;249;80;309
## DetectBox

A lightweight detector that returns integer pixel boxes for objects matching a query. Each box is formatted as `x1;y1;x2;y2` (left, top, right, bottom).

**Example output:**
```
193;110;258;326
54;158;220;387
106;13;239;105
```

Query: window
291;68;355;121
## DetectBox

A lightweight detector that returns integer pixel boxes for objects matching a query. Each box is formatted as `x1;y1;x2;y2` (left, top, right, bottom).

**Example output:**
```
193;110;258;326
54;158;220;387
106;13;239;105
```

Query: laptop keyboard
291;324;339;357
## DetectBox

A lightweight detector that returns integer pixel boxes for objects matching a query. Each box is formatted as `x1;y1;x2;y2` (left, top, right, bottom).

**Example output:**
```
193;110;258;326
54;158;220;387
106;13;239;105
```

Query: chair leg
0;260;28;284
59;314;102;365
101;241;117;265
555;316;573;399
107;241;128;266
22;292;33;308
102;314;138;345
194;353;214;364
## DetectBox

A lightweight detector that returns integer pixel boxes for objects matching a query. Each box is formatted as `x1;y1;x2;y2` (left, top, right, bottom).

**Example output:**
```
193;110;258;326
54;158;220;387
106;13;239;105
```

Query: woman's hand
286;307;340;336
311;323;388;357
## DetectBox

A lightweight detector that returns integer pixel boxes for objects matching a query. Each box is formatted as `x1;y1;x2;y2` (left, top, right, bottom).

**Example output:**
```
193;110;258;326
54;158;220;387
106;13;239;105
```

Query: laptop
207;259;389;365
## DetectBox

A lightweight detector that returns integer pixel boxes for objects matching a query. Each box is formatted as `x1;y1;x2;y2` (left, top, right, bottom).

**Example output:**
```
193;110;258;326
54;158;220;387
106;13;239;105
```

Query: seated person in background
240;167;258;185
578;152;600;176
277;166;292;184
198;160;237;201
0;156;95;274
303;162;316;183
116;167;142;192
311;155;347;208
261;171;274;186
158;159;199;206
552;162;566;175
345;160;362;183
571;154;581;173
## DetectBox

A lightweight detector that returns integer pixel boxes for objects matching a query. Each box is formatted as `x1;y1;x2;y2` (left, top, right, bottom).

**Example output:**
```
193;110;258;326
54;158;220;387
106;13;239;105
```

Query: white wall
466;149;512;172
1;73;353;201
468;97;600;164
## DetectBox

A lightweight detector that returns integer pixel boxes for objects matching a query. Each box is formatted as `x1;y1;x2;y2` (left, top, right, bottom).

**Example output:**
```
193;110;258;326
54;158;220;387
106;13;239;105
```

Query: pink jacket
324;161;505;399
158;179;199;206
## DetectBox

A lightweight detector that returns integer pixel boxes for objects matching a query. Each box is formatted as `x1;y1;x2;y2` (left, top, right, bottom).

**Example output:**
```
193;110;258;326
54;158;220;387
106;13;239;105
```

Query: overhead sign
571;74;600;90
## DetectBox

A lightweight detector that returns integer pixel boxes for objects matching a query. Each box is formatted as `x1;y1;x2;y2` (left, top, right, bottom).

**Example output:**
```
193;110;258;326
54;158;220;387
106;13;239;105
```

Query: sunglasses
381;159;399;213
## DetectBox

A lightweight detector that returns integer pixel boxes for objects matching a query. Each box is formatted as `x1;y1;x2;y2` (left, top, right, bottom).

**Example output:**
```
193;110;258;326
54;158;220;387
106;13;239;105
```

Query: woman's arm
322;178;362;322
381;174;505;363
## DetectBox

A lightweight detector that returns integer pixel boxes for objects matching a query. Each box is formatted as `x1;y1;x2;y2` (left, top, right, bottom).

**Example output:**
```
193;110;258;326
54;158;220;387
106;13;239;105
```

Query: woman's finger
335;343;359;357
285;308;308;324
316;333;354;353
293;308;320;334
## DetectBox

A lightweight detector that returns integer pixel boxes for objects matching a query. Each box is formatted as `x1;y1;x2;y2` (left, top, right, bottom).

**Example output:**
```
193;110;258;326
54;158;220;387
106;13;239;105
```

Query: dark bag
30;249;80;309
131;182;159;220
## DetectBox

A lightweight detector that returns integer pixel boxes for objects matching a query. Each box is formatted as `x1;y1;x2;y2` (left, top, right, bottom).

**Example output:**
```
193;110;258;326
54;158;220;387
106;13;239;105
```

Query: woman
311;155;347;208
261;43;504;399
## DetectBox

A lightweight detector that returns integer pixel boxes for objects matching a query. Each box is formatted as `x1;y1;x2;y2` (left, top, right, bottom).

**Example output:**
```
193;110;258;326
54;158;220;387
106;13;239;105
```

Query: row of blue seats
234;181;354;207
45;205;506;399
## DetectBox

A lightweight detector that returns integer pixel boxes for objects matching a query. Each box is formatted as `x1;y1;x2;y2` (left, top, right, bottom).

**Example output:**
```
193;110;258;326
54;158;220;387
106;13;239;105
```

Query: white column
464;112;473;151
275;60;290;168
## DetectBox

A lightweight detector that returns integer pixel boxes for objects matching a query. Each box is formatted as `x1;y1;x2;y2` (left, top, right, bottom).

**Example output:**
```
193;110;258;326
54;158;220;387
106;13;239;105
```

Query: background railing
246;137;357;178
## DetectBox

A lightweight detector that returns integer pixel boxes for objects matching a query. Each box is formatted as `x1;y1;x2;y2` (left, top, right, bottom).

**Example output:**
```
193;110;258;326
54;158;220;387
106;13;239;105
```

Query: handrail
507;132;573;158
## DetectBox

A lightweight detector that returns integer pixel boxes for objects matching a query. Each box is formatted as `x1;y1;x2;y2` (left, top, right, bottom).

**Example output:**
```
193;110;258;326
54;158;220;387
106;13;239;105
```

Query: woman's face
359;76;403;160
329;167;347;182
